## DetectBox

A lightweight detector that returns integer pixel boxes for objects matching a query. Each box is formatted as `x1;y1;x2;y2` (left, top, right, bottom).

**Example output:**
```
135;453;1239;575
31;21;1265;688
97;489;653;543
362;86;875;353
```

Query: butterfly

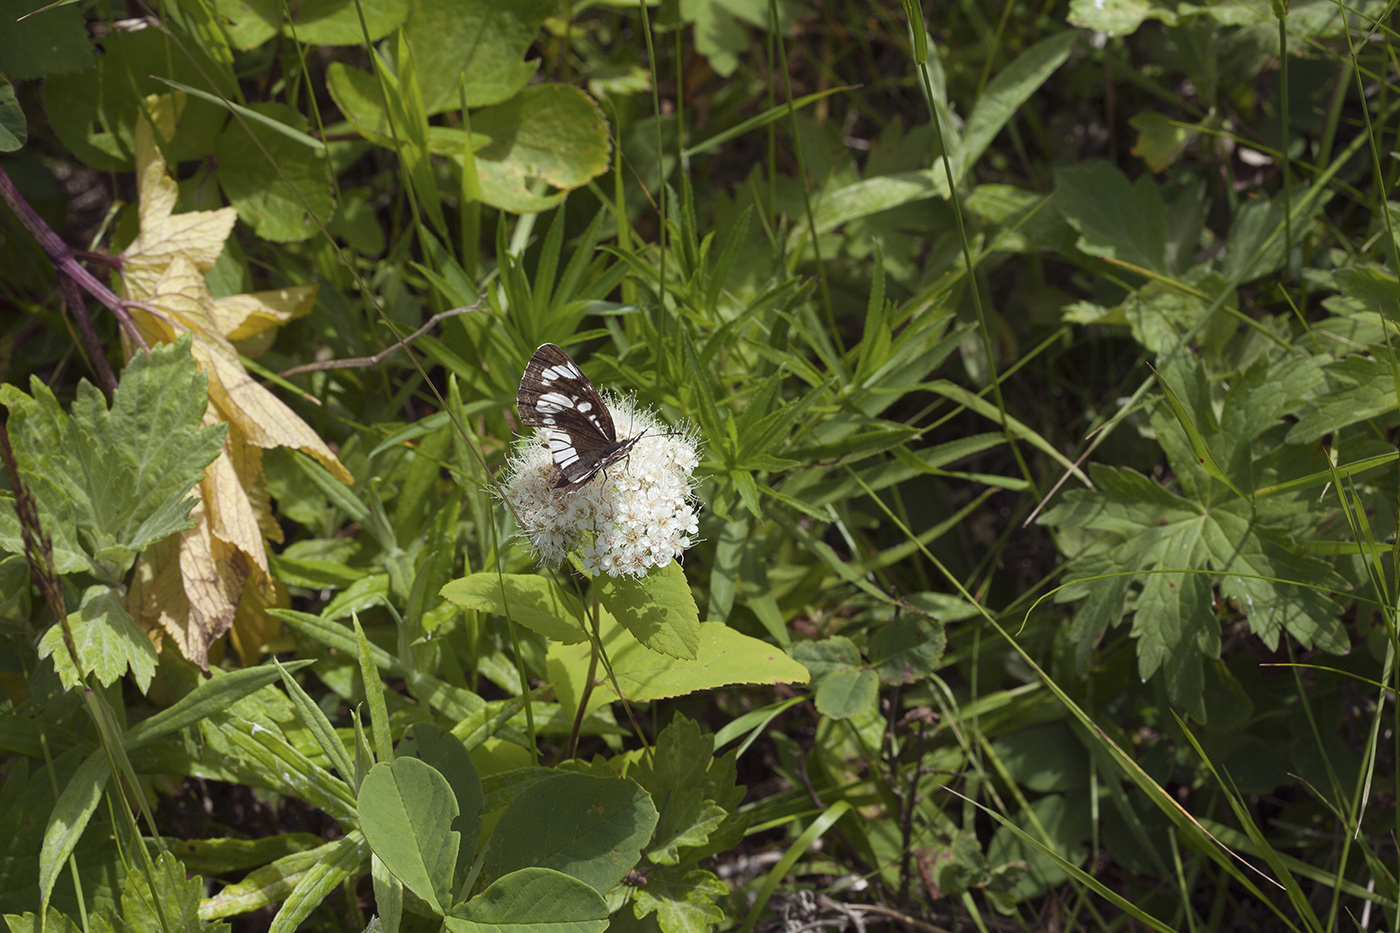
517;343;642;492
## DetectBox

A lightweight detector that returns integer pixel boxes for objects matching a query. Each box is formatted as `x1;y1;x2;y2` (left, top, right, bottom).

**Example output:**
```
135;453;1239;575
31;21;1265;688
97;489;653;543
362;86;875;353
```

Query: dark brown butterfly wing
517;343;638;491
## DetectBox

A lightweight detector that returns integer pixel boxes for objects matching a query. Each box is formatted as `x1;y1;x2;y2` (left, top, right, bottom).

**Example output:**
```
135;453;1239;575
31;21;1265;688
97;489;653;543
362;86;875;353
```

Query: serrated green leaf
3;908;83;933
1286;352;1398;444
632;866;728;933
597;562;700;660
1042;458;1345;723
440;573;587;644
623;716;735;866
1055;160;1167;274
0;338;226;583
120;851;215;933
0;78;27;151
1152;364;1245;500
36;585;157;692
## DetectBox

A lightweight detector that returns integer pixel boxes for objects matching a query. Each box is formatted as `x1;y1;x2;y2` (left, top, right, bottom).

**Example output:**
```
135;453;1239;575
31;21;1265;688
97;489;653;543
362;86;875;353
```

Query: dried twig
276;303;486;379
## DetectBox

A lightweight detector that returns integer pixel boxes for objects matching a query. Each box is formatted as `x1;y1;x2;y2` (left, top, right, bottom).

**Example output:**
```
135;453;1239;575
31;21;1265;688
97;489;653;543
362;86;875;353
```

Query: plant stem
0;164;146;370
567;588;604;760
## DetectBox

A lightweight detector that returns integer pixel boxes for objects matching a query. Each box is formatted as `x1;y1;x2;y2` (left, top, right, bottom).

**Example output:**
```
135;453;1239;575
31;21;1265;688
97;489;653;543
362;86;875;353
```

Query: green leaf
40;29;233;170
1221;196;1288;284
402;0;549;113
202;839;345;919
1041;461;1345;722
960;31;1077;173
152;77;327;153
807;171;950;238
444;868;607;931
793;638;878;720
0;78;28;151
1152;363;1246;500
3;908;83;933
120;851;218;933
325;63;394;145
36;585;157;692
440;573;588;644
868;616;945;685
358;758;460;913
482;773;657;893
279;0;408;45
1333;265;1400;316
632;867;729;933
354;616;392;764
166;832;324;876
986;794;1091;900
626;716;737;867
1286;352;1398;444
275;659;356;788
991;723;1091;794
39;751;110;916
0;337;227;582
211;0;278;48
126;660;314;749
1130;111;1196;172
0;0;93;79
265;832;370;933
549;619;809;720
1054;160;1168;274
789;637;878;719
467;85;611;213
397;723;484;875
1067;0;1173;35
597;562;701;661
216;103;335;242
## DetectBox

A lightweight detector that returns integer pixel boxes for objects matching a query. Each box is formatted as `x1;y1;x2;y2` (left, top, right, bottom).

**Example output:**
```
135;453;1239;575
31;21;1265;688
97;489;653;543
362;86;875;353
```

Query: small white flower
501;395;701;578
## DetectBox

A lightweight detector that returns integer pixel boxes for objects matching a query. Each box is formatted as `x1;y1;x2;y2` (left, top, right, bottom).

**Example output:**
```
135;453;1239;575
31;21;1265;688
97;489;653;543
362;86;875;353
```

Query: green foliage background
1;0;1399;930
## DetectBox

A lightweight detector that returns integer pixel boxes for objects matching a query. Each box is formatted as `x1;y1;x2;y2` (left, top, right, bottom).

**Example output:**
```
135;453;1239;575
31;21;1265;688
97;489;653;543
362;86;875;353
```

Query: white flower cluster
502;395;701;578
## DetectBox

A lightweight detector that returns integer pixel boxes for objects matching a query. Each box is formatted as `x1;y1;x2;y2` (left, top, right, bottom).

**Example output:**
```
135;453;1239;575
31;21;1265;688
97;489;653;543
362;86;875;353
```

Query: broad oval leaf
358;758;460;912
482;773;657;895
445;867;607;933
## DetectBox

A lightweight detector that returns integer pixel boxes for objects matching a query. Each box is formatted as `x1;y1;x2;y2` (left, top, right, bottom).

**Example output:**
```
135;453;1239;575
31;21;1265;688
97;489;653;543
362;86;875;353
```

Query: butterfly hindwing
517;343;640;491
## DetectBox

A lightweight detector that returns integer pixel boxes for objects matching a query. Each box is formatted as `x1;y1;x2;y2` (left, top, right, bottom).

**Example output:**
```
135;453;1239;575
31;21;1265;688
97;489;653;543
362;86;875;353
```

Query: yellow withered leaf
215;285;319;357
122;95;238;303
119;93;352;669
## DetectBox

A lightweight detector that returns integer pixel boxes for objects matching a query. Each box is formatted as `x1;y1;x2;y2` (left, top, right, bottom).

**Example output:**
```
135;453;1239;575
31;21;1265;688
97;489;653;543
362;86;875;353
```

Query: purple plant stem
0;163;147;355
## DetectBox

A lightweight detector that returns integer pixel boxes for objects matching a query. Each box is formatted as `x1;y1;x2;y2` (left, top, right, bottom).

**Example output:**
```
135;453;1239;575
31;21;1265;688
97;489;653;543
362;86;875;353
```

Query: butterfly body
517;343;641;492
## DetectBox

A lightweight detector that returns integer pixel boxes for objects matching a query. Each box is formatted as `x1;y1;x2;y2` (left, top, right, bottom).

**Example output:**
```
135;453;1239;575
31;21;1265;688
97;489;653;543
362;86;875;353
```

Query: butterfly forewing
517;343;640;491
